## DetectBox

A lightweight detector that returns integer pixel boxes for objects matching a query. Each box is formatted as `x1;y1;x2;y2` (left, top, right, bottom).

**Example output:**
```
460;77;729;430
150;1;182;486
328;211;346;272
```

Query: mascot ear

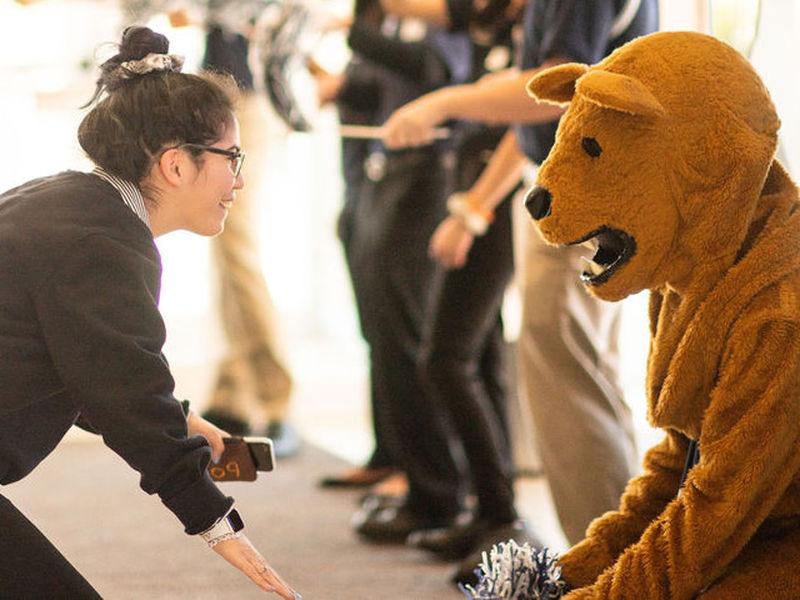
576;70;666;118
526;63;589;106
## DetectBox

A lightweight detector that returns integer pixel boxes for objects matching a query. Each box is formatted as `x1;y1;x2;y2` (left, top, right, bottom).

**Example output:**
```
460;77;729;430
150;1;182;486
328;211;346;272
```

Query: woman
0;26;299;599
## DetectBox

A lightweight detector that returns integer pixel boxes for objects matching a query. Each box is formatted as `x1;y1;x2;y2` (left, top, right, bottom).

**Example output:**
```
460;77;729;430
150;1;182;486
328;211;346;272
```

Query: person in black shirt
0;26;298;599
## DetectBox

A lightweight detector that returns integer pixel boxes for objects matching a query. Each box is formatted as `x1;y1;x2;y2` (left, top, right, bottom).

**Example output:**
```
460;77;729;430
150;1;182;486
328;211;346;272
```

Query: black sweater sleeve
32;233;231;535
337;63;382;114
347;20;449;88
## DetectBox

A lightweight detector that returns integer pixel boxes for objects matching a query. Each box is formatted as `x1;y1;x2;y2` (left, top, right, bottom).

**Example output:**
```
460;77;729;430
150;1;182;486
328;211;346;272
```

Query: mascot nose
525;186;552;220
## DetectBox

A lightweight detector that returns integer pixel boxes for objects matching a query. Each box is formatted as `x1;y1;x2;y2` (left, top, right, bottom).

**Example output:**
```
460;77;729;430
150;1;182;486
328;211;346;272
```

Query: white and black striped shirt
92;166;150;227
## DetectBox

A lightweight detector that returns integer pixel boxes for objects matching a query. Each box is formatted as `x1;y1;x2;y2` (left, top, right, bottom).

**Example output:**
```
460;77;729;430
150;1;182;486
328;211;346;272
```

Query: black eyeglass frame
179;143;246;178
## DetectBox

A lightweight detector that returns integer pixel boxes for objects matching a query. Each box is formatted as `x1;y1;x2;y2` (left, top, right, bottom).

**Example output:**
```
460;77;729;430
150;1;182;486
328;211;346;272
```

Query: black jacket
0;171;231;534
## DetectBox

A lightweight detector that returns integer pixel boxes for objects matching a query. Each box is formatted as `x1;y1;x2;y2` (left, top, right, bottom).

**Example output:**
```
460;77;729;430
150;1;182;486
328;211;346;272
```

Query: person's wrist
430;88;454;123
447;191;493;236
200;507;244;548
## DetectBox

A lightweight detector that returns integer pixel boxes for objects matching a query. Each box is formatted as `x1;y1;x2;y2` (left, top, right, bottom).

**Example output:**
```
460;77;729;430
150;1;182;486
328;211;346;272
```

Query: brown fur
525;32;800;598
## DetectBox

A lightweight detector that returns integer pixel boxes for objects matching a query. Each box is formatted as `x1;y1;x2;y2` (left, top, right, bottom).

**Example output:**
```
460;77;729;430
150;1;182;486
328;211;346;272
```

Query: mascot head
526;32;780;301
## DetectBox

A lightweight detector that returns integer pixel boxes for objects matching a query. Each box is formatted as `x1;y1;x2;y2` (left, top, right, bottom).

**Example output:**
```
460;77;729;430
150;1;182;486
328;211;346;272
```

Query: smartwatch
200;508;244;548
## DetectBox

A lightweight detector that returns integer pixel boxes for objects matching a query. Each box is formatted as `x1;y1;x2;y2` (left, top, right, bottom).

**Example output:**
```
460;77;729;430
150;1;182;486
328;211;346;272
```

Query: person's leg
0;494;101;599
417;198;516;525
477;316;511;448
351;149;464;537
321;135;399;479
518;222;638;545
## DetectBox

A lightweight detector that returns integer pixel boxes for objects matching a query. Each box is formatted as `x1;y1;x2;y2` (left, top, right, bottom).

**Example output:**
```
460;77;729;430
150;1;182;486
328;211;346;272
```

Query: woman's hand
213;534;300;599
382;90;449;149
187;411;229;463
429;216;475;269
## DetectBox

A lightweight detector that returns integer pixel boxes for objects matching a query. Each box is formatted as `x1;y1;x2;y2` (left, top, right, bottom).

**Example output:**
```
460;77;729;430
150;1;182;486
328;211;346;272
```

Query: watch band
200;508;244;548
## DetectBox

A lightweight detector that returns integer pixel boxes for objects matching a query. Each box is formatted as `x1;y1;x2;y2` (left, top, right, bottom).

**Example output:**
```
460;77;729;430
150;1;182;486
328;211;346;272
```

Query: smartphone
242;436;275;472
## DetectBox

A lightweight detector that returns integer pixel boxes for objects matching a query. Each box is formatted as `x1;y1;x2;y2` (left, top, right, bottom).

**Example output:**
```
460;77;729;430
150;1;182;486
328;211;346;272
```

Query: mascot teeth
581;256;606;277
571;226;636;285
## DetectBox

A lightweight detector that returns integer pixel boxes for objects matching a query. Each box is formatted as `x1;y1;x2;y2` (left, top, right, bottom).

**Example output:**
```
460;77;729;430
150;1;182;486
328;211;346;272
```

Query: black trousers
0;493;101;599
338;137;396;471
344;147;464;518
418;197;516;523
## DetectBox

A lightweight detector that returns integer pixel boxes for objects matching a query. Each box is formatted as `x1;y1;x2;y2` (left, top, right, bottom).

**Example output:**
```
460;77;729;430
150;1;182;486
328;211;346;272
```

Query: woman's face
181;117;245;236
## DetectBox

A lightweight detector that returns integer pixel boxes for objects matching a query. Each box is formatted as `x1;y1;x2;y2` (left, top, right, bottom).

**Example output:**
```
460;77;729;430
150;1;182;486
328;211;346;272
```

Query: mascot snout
525;186;552;220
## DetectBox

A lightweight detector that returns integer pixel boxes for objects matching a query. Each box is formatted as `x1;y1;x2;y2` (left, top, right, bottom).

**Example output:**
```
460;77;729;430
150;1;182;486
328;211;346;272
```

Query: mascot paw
461;540;569;599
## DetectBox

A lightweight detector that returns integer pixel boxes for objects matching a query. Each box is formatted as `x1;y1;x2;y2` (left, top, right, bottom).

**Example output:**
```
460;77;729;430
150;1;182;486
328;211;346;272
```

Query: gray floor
3;438;465;600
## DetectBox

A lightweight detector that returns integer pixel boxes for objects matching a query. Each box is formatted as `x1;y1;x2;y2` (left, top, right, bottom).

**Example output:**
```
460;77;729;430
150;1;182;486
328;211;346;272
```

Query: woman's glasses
180;143;246;178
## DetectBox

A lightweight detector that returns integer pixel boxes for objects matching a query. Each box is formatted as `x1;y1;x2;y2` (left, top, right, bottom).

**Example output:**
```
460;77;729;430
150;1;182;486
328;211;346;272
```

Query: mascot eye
582;137;602;158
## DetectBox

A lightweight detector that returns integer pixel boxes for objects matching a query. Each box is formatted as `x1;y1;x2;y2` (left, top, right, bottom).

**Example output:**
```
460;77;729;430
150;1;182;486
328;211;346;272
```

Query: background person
367;0;541;576
198;2;299;459
381;0;658;583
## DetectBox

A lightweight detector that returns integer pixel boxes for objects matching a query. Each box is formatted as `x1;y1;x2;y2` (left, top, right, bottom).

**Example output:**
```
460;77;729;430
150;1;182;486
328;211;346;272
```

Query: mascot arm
558;430;688;589
563;316;800;599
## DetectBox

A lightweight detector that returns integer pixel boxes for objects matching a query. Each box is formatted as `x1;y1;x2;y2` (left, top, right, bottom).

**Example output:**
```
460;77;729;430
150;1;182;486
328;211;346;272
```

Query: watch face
227;509;244;532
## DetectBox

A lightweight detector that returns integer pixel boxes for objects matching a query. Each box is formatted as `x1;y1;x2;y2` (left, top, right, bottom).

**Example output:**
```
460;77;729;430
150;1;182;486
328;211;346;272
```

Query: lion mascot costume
469;31;800;600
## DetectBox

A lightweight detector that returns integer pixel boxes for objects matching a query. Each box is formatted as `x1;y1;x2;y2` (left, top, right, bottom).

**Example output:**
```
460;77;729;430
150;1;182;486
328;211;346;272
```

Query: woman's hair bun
118;26;170;61
82;26;173;106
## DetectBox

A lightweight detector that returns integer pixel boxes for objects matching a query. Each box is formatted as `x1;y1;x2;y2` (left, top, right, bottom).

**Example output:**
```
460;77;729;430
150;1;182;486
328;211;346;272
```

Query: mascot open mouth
569;226;636;285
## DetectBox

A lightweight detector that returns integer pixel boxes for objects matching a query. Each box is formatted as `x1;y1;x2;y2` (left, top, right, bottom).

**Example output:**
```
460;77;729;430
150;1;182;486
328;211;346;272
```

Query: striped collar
91;166;150;227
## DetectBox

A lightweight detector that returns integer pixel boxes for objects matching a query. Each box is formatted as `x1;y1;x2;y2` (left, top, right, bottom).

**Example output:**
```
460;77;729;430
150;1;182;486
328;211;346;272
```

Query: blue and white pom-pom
461;540;569;600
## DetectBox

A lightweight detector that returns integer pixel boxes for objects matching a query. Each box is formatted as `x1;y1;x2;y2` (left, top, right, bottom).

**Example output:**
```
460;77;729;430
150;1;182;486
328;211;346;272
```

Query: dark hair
78;26;238;189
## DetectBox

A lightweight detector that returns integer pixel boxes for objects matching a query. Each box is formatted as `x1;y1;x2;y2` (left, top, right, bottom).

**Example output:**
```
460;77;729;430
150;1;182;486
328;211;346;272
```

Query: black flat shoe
451;520;545;588
407;513;488;560
319;466;396;488
353;504;454;544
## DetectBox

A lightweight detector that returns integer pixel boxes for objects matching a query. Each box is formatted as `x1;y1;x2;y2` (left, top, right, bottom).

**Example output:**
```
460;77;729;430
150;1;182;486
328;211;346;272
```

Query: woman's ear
157;147;186;186
527;63;590;106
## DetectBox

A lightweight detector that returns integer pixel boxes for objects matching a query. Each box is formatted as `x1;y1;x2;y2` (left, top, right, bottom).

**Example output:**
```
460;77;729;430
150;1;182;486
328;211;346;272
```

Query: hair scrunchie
104;52;185;89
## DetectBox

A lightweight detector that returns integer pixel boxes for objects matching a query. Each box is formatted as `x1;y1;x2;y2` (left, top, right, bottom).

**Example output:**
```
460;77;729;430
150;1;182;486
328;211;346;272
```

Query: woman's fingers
213;536;300;598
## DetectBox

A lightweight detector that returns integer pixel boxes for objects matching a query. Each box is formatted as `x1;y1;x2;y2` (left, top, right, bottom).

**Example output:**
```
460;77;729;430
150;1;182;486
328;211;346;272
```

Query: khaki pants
513;180;638;545
208;94;292;425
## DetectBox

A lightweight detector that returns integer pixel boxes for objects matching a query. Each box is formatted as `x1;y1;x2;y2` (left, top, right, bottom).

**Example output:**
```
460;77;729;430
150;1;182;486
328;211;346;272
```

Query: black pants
0;493;101;599
345;147;464;518
419;196;516;524
338;136;395;471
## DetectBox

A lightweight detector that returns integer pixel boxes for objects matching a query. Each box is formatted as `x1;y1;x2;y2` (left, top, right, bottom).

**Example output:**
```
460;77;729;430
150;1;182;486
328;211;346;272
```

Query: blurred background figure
372;0;540;585
315;0;467;536
381;0;659;584
199;2;299;459
143;1;300;458
314;0;404;491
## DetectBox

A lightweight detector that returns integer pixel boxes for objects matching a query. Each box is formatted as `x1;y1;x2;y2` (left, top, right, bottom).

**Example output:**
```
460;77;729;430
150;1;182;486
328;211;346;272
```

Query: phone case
207;437;257;482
